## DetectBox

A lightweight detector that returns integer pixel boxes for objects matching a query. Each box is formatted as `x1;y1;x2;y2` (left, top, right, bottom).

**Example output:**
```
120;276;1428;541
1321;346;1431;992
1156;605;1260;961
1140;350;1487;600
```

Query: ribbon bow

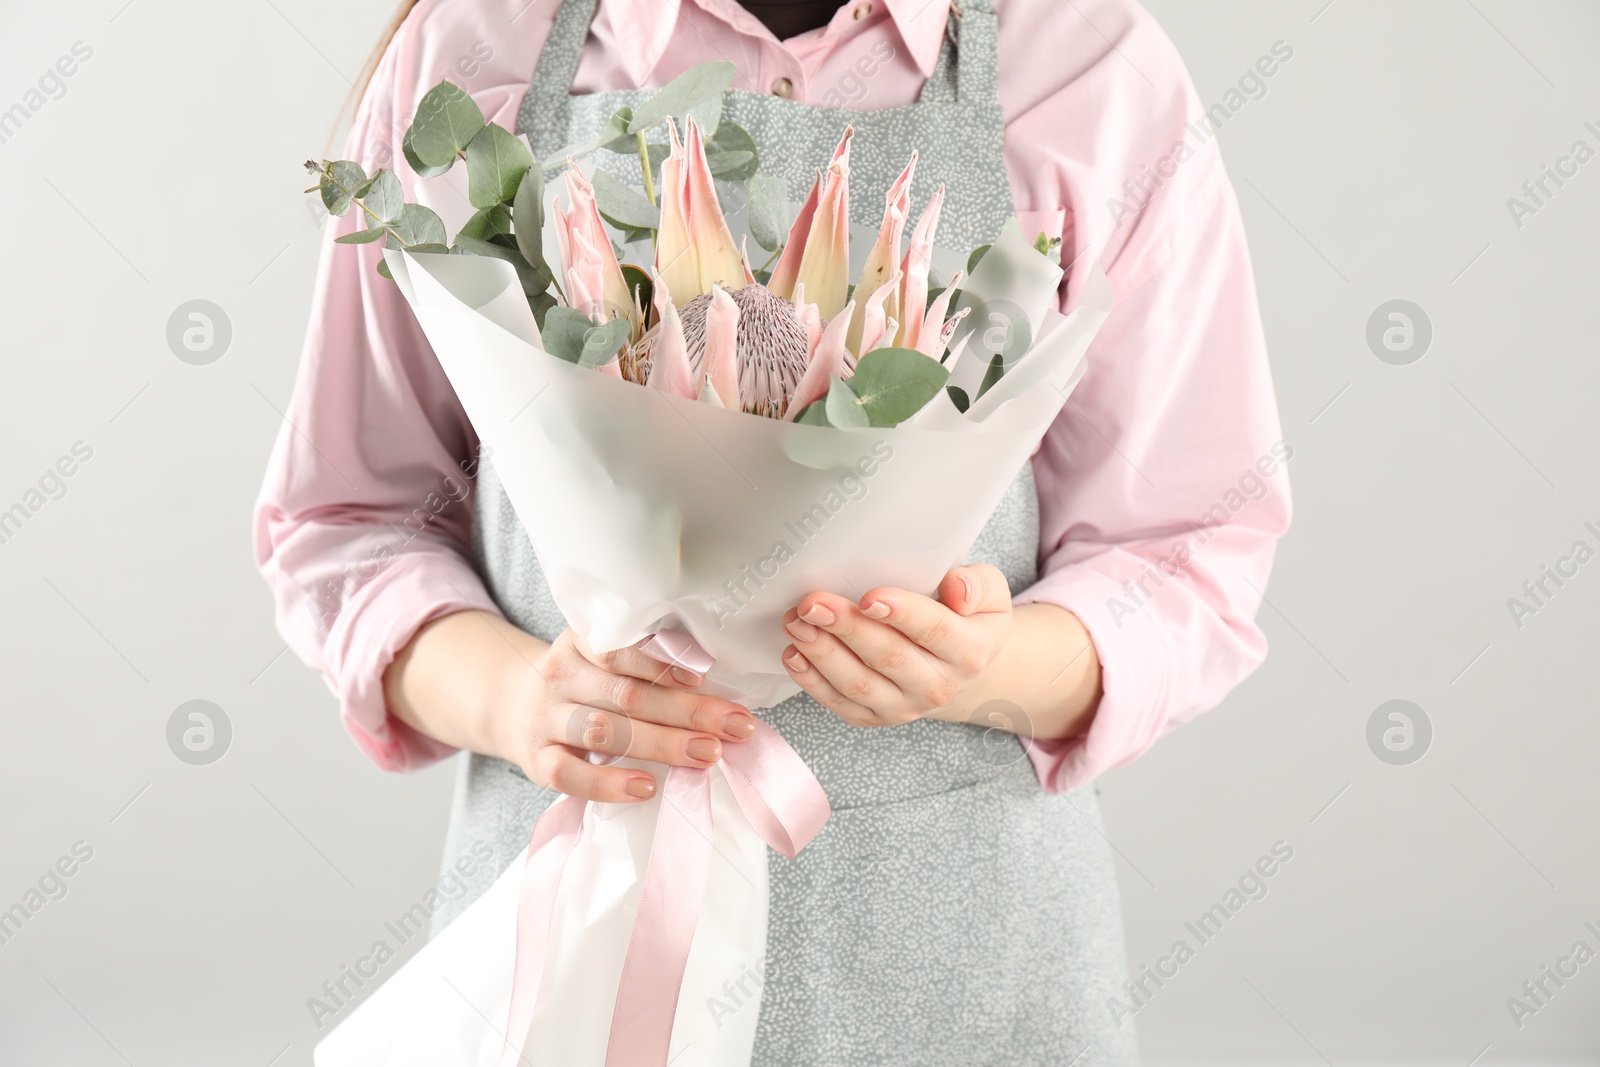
498;637;830;1067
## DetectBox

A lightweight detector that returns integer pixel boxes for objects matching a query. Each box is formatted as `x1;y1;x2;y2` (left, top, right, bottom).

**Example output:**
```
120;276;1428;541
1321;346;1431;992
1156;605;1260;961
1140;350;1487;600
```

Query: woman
255;0;1290;1062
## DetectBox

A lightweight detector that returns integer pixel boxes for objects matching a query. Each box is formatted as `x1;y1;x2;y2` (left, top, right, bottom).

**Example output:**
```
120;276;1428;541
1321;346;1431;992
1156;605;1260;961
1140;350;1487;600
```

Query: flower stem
637;132;656;206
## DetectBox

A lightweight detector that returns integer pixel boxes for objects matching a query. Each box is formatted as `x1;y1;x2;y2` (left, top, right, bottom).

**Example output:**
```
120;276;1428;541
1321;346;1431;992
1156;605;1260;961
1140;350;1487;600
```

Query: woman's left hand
780;564;1012;726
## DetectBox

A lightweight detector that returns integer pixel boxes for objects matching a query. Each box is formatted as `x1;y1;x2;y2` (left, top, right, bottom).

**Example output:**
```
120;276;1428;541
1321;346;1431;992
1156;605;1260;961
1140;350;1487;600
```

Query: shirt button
771;77;794;98
853;2;873;19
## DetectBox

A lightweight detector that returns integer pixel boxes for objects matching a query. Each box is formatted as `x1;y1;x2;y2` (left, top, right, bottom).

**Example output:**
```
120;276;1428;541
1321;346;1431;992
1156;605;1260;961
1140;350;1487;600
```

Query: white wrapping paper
313;762;769;1067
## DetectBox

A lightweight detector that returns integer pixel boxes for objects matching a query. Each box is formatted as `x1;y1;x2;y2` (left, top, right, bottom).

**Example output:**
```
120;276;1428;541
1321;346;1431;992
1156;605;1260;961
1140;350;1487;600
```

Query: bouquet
309;63;1111;1066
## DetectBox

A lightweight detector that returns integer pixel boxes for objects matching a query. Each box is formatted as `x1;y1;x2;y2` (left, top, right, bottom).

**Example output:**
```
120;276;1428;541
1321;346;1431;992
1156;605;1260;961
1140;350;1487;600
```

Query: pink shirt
254;0;1291;788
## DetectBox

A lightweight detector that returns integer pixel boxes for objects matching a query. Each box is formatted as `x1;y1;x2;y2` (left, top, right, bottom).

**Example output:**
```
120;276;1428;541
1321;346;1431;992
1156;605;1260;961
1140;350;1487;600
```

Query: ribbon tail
604;765;715;1067
499;793;586;1067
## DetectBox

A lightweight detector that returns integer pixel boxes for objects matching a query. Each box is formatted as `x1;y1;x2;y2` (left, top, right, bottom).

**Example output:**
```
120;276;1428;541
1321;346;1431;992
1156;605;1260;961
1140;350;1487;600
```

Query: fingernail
958;570;976;603
784;649;808;671
862;600;890;620
722;713;757;740
670;666;703;687
785;618;820;642
625;777;656;799
687;737;722;763
801;604;836;626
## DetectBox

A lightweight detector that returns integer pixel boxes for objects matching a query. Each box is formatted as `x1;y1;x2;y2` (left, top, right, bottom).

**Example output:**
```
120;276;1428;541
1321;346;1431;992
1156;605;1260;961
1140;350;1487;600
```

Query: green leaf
707;122;759;181
386;203;447;249
458;204;514;242
826;376;869;428
512;166;549;281
686;92;724;136
528;291;558;330
465;123;534;209
407;80;486;168
746;172;789;253
377;258;393;280
591;168;660;230
403;126;453;180
707;150;756;182
946;385;971;413
977;353;1005;400
320;161;367;217
452;233;549;297
627;61;736;134
541;306;594;362
580;318;632;369
335;226;388;245
643;142;670;188
406;243;451;254
967;244;992;275
364;170;403;223
847;347;952;427
621;264;653;315
597;107;637;152
793;401;831;426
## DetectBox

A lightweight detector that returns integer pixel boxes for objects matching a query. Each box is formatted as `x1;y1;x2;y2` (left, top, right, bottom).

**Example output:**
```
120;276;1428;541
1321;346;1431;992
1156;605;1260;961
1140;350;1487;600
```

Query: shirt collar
615;0;953;87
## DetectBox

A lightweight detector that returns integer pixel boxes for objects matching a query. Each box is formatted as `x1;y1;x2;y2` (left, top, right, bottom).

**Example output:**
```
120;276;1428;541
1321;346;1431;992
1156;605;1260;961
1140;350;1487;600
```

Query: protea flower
555;119;967;421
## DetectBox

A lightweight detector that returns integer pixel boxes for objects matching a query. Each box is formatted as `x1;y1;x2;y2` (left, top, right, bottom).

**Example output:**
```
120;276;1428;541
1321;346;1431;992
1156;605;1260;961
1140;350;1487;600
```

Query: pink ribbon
499;643;829;1067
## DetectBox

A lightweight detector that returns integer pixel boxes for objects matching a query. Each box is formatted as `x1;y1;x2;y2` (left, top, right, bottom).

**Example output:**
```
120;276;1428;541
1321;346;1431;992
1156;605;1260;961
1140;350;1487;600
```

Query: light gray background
2;0;1597;1064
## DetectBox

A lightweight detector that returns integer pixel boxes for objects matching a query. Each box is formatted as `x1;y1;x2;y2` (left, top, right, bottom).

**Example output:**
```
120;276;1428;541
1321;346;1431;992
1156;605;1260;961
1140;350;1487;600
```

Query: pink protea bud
857;269;902;356
918;270;964;359
849;152;915;355
655;118;753;307
769;128;853;316
703;285;741;409
896;184;945;351
789;299;855;418
557;164;636;324
647;295;697;399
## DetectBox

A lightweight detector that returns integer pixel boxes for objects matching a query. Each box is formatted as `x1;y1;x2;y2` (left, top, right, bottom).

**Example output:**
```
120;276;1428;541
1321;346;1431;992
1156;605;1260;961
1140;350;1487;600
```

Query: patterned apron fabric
433;1;1139;1062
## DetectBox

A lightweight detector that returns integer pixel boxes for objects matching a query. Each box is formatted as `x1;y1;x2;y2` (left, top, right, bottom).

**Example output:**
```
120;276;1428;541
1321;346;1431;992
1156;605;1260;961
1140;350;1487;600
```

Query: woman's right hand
384;611;757;803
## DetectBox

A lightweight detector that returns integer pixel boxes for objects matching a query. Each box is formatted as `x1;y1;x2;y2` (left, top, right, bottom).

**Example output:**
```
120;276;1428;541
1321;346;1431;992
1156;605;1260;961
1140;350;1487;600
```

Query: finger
549;704;727;768
780;645;882;727
578;636;706;689
784;599;951;699
527;744;658;803
559;659;756;742
781;623;904;717
935;564;1012;617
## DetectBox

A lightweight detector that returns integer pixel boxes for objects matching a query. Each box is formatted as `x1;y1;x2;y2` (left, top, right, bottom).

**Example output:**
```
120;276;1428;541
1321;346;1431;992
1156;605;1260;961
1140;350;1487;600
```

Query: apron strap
918;0;1001;107
517;0;601;155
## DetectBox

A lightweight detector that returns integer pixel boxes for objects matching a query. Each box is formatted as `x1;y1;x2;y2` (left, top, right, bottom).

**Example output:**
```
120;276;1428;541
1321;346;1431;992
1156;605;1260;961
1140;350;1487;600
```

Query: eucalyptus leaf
408;80;486;168
320;161;367;217
406;243;451;254
591;169;660;230
528;291;558;330
644;142;669;188
512;166;552;285
385;203;448;249
746;173;789;252
706;150;756;182
597;106;637;152
377;258;393;281
1001;315;1033;363
458;204;513;241
793;401;831;426
946;385;971;413
364;169;404;223
685;92;723;136
335;226;388;245
977;353;1005;399
627;61;736;134
707;122;759;181
403;126;453;180
825;376;869;428
580;318;632;369
465;122;534;209
541;306;594;363
452;233;549;297
848;347;952;427
967;244;991;275
621;264;652;315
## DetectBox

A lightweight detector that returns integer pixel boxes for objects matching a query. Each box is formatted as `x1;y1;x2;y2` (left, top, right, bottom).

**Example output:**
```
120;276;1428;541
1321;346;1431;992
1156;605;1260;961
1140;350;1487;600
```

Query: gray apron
436;2;1139;1062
